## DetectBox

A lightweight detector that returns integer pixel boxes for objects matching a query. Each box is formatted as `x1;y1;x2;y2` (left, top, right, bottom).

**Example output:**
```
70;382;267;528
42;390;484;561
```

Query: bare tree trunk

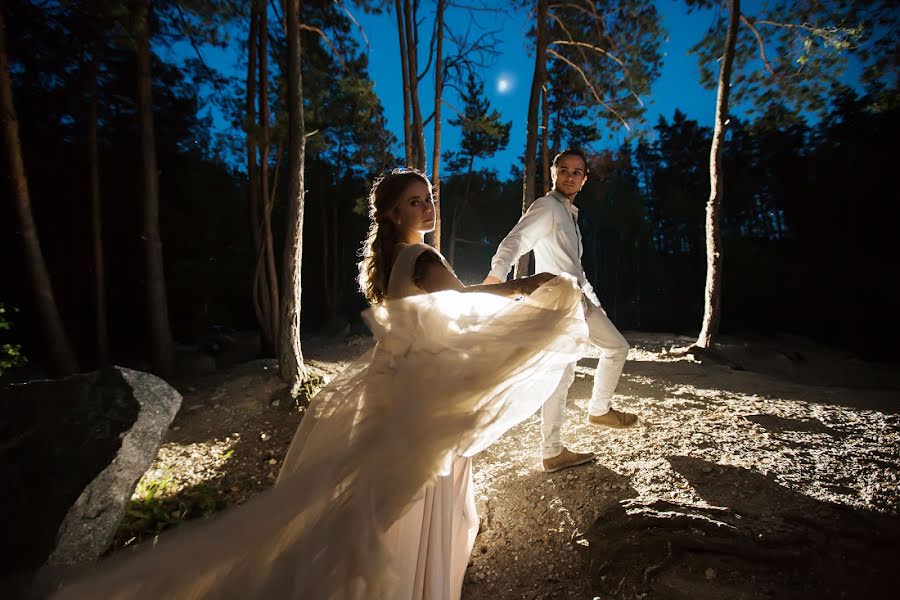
319;182;334;317
88;48;109;366
1;8;78;376
450;156;475;267
259;4;280;353
135;0;175;377
280;0;309;391
247;1;273;350
331;184;339;312
394;0;413;166
429;0;444;250
515;0;548;278
697;0;740;349
541;85;550;195
551;110;562;158
403;0;426;170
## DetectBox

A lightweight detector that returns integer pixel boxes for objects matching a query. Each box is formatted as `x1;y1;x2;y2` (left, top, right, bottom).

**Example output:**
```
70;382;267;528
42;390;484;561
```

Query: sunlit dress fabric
378;243;477;600
50;243;589;600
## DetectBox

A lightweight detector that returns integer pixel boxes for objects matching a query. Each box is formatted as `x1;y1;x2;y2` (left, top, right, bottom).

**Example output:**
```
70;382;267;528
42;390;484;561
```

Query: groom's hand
482;275;502;285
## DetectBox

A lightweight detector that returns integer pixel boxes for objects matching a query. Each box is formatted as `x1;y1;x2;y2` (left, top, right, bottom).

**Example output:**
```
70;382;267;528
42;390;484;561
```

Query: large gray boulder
0;367;181;575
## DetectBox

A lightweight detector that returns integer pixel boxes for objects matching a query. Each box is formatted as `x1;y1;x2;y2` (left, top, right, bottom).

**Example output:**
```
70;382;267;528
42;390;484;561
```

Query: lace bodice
387;243;452;299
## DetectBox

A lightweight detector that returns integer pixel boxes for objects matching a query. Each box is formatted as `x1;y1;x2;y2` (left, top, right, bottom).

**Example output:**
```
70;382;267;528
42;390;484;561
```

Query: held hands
514;272;555;295
480;272;554;296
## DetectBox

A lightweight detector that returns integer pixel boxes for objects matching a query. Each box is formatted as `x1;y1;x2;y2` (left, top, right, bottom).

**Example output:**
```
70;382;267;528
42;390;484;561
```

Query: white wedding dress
377;243;479;600
50;244;588;600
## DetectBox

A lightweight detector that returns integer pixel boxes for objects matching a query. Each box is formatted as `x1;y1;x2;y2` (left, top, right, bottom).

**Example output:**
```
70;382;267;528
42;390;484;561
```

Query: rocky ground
115;332;900;599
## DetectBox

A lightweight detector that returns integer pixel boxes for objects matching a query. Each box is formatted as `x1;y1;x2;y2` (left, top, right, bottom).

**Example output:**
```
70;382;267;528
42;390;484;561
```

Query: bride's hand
516;272;555;295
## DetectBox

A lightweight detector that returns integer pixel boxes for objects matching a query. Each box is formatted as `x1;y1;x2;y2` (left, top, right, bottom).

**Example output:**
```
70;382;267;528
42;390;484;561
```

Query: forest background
1;0;897;384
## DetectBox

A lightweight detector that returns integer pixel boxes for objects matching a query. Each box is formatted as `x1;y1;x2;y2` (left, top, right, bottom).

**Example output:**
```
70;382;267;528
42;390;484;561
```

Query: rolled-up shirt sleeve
581;280;602;307
488;199;555;281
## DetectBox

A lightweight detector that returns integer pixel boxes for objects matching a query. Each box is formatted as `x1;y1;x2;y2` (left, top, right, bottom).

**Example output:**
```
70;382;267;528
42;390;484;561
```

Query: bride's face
392;180;435;234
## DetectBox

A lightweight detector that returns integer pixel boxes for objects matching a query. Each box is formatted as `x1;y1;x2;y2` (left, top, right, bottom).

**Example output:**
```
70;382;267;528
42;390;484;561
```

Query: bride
49;169;589;600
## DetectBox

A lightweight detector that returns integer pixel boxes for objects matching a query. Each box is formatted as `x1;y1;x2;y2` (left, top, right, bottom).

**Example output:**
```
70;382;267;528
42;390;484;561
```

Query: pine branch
547;12;644;110
173;4;226;102
332;0;369;53
419;16;438;83
270;0;286;35
299;24;350;73
741;16;776;76
547;48;630;131
441;97;466;119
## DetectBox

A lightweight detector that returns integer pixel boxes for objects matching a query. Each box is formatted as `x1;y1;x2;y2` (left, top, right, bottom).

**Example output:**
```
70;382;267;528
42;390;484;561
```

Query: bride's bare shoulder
394;242;434;257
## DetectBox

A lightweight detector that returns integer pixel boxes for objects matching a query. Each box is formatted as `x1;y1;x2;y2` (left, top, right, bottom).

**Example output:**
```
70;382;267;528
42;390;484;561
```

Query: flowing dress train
379;244;479;600
49;244;589;600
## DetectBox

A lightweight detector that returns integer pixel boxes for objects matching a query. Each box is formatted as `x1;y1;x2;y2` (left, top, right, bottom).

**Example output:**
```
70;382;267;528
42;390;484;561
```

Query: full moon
497;76;511;94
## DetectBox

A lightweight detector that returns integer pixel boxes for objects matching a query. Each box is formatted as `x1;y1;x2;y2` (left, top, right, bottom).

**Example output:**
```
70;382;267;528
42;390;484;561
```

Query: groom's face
551;155;588;199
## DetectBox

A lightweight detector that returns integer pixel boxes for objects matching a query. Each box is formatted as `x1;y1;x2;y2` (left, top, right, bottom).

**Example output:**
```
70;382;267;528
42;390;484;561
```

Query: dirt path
116;333;900;599
463;333;900;599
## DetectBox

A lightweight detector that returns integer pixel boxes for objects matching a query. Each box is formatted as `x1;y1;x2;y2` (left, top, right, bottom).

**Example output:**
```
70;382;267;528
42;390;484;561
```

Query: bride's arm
416;254;553;297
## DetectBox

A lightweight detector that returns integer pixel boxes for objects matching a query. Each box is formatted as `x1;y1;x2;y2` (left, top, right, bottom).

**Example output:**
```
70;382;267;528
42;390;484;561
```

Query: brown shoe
588;408;638;429
542;447;596;473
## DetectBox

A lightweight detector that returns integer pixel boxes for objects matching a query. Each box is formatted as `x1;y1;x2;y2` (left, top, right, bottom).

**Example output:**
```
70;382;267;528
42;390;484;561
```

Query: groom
483;148;637;473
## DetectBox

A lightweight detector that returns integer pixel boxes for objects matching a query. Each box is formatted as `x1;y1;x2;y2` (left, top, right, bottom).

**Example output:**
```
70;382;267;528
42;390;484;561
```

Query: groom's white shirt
488;190;602;306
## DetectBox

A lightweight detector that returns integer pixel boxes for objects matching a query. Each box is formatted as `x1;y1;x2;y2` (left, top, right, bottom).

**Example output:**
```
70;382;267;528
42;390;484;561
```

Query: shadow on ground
464;461;638;600
582;456;900;600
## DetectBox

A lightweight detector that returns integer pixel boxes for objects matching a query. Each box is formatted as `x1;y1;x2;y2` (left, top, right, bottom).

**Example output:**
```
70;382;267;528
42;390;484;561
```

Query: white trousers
541;306;629;459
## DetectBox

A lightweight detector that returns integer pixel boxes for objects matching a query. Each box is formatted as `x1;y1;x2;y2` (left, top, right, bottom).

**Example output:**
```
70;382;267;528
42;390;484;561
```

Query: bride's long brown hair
358;168;432;305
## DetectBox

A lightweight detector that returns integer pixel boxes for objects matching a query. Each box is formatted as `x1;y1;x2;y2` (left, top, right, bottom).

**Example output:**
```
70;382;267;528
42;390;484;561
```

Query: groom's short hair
551;148;590;176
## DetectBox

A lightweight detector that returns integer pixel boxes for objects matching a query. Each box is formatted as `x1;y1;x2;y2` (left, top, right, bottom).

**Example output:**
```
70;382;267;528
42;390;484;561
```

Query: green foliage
636;110;712;255
626;89;899;356
115;472;228;549
542;0;665;138
0;304;27;376
438;171;522;281
689;0;898;119
445;74;511;173
545;58;603;152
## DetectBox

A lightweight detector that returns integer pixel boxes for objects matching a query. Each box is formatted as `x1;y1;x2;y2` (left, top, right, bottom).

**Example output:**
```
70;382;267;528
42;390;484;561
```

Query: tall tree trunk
319;181;334;317
403;0;426;170
0;8;78;376
280;0;309;391
259;3;280;353
450;156;475;267
541;85;550;195
394;0;413;166
551;110;562;158
135;0;175;377
697;0;740;348
429;0;444;250
515;0;548;278
331;184;339;314
87;48;109;366
247;1;273;349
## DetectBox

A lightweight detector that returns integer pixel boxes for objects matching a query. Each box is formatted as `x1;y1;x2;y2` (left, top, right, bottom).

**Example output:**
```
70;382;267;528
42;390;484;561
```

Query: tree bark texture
402;0;426;170
515;0;548;278
0;7;79;375
280;0;309;391
394;0;413;166
429;0;444;250
88;48;109;366
258;3;280;353
135;0;175;377
247;1;273;349
541;85;550;195
697;0;740;348
449;156;475;267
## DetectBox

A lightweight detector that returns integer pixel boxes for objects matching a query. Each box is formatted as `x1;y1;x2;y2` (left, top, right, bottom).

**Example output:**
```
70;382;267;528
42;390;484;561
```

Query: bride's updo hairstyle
358;168;432;304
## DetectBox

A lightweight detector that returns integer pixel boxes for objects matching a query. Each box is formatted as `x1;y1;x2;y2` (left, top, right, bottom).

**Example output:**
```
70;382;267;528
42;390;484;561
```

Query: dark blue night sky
163;0;868;175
